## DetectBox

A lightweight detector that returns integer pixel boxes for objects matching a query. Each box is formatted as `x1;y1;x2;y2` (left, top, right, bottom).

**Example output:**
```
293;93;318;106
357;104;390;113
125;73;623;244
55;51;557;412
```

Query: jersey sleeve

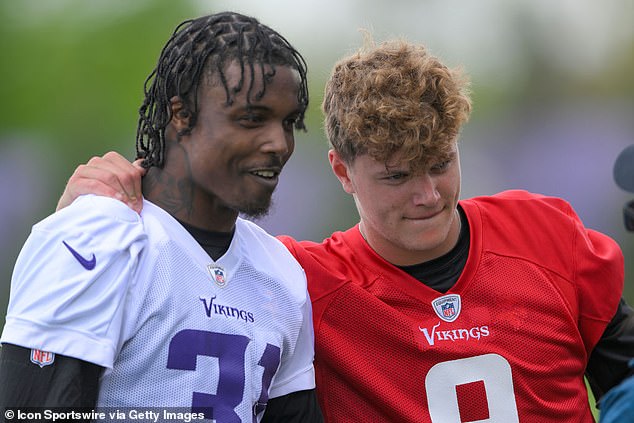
268;280;317;399
517;192;625;355
571;211;624;355
0;195;147;368
475;191;625;355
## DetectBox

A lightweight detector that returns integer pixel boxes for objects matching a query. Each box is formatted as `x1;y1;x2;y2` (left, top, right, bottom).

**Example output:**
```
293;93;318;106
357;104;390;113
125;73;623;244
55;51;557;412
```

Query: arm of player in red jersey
587;298;634;399
56;151;146;214
0;343;103;411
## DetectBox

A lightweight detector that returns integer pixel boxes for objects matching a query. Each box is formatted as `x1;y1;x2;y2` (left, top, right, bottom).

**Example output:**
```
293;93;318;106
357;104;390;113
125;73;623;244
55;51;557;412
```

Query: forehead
206;60;301;106
380;142;459;170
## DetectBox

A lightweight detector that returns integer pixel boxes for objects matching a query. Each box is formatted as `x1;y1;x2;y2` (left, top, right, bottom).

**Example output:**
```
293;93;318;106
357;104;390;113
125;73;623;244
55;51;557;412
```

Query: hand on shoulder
57;151;146;214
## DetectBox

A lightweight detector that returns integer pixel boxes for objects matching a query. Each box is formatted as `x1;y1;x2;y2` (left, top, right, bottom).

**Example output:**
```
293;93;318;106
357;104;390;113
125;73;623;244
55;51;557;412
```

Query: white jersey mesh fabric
2;196;315;420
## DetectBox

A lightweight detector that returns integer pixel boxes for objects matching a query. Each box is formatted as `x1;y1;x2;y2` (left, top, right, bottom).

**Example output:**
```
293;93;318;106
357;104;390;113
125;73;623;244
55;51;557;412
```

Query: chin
238;198;273;220
241;207;270;220
403;229;447;252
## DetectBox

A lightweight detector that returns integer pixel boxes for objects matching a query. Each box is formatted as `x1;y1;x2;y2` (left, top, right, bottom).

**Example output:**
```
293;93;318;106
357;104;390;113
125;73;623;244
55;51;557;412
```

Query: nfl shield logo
207;265;227;288
30;349;55;367
431;294;462;322
441;302;455;317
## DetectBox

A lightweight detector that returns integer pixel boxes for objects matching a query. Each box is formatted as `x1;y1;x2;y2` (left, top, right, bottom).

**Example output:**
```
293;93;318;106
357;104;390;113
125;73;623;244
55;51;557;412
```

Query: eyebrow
381;150;458;173
244;103;304;118
235;104;270;112
244;104;269;111
225;104;273;116
380;164;409;175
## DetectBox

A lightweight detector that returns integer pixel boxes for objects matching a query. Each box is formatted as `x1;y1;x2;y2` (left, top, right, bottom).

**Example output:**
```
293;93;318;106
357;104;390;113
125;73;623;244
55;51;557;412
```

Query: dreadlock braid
136;12;309;169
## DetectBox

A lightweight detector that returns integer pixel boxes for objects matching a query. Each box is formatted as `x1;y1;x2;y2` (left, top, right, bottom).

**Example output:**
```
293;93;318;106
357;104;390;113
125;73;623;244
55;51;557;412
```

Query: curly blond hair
323;38;472;171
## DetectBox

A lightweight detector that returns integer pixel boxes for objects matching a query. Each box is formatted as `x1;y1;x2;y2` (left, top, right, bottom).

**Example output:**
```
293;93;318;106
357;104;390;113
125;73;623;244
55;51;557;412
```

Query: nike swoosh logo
62;241;96;270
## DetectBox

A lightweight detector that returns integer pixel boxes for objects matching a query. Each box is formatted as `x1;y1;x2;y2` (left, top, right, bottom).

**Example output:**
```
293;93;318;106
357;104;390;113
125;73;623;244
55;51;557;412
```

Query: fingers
56;152;146;214
99;151;146;203
56;169;125;212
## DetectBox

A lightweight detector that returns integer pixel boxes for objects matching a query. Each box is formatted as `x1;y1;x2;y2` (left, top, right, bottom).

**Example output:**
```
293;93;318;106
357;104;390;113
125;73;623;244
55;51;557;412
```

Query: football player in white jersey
0;12;323;422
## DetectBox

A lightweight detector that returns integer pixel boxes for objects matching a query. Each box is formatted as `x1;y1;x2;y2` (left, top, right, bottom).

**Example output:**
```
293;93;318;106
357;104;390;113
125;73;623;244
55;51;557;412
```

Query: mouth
250;169;280;179
248;167;282;187
404;208;444;221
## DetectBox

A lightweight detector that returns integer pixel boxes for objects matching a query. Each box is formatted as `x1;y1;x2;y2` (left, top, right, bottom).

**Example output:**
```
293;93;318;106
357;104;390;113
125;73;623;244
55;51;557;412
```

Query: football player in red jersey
53;38;634;422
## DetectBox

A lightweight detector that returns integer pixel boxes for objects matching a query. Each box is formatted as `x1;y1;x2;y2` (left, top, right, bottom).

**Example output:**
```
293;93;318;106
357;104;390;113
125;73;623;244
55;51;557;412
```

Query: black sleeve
260;389;323;423
586;298;634;400
0;343;103;408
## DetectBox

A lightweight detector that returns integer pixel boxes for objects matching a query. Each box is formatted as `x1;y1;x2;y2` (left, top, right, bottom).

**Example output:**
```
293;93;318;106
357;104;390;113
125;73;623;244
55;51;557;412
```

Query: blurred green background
0;0;632;331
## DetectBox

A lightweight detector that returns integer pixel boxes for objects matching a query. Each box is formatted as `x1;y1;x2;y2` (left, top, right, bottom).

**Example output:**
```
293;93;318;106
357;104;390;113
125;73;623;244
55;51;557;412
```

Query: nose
261;123;294;159
412;173;440;206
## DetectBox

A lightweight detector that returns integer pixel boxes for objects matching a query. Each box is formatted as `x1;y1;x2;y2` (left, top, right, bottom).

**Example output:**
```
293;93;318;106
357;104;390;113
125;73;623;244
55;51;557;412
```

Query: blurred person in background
0;12;323;422
599;147;634;423
599;360;634;422
44;37;634;421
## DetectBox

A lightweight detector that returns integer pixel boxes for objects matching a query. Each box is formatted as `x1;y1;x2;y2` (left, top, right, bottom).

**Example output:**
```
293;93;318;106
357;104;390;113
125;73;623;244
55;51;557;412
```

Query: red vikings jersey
280;190;624;422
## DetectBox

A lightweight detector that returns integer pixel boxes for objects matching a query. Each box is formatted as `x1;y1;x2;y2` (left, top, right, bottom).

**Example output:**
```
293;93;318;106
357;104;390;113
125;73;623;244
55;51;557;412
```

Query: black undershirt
397;205;470;292
177;220;233;261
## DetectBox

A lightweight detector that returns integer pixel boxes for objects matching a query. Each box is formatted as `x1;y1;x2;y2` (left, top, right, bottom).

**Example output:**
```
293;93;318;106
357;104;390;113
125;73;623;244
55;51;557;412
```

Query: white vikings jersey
2;195;315;420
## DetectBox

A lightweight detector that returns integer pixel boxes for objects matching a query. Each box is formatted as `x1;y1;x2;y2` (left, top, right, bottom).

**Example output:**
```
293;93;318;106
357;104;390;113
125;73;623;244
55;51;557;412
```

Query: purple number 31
167;329;281;422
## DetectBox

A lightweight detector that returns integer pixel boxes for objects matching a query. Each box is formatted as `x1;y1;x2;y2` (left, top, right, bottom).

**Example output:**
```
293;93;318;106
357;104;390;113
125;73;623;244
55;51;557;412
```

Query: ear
169;96;192;137
328;149;356;194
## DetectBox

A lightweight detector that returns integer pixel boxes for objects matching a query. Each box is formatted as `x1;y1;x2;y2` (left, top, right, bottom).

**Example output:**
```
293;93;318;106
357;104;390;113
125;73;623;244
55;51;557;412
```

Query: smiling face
330;144;462;266
322;40;471;265
147;61;303;231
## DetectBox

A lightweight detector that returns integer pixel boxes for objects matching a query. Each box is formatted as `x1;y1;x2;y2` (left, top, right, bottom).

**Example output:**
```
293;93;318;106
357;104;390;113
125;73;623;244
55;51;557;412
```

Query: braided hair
136;12;309;168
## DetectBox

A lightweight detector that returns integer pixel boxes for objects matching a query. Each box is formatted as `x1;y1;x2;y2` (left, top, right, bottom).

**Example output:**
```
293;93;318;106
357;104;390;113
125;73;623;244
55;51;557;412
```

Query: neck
143;168;237;233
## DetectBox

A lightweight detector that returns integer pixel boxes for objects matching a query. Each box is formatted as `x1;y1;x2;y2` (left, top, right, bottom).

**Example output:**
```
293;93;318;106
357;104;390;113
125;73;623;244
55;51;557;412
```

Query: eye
431;160;451;173
382;172;409;182
283;115;300;131
238;112;265;127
